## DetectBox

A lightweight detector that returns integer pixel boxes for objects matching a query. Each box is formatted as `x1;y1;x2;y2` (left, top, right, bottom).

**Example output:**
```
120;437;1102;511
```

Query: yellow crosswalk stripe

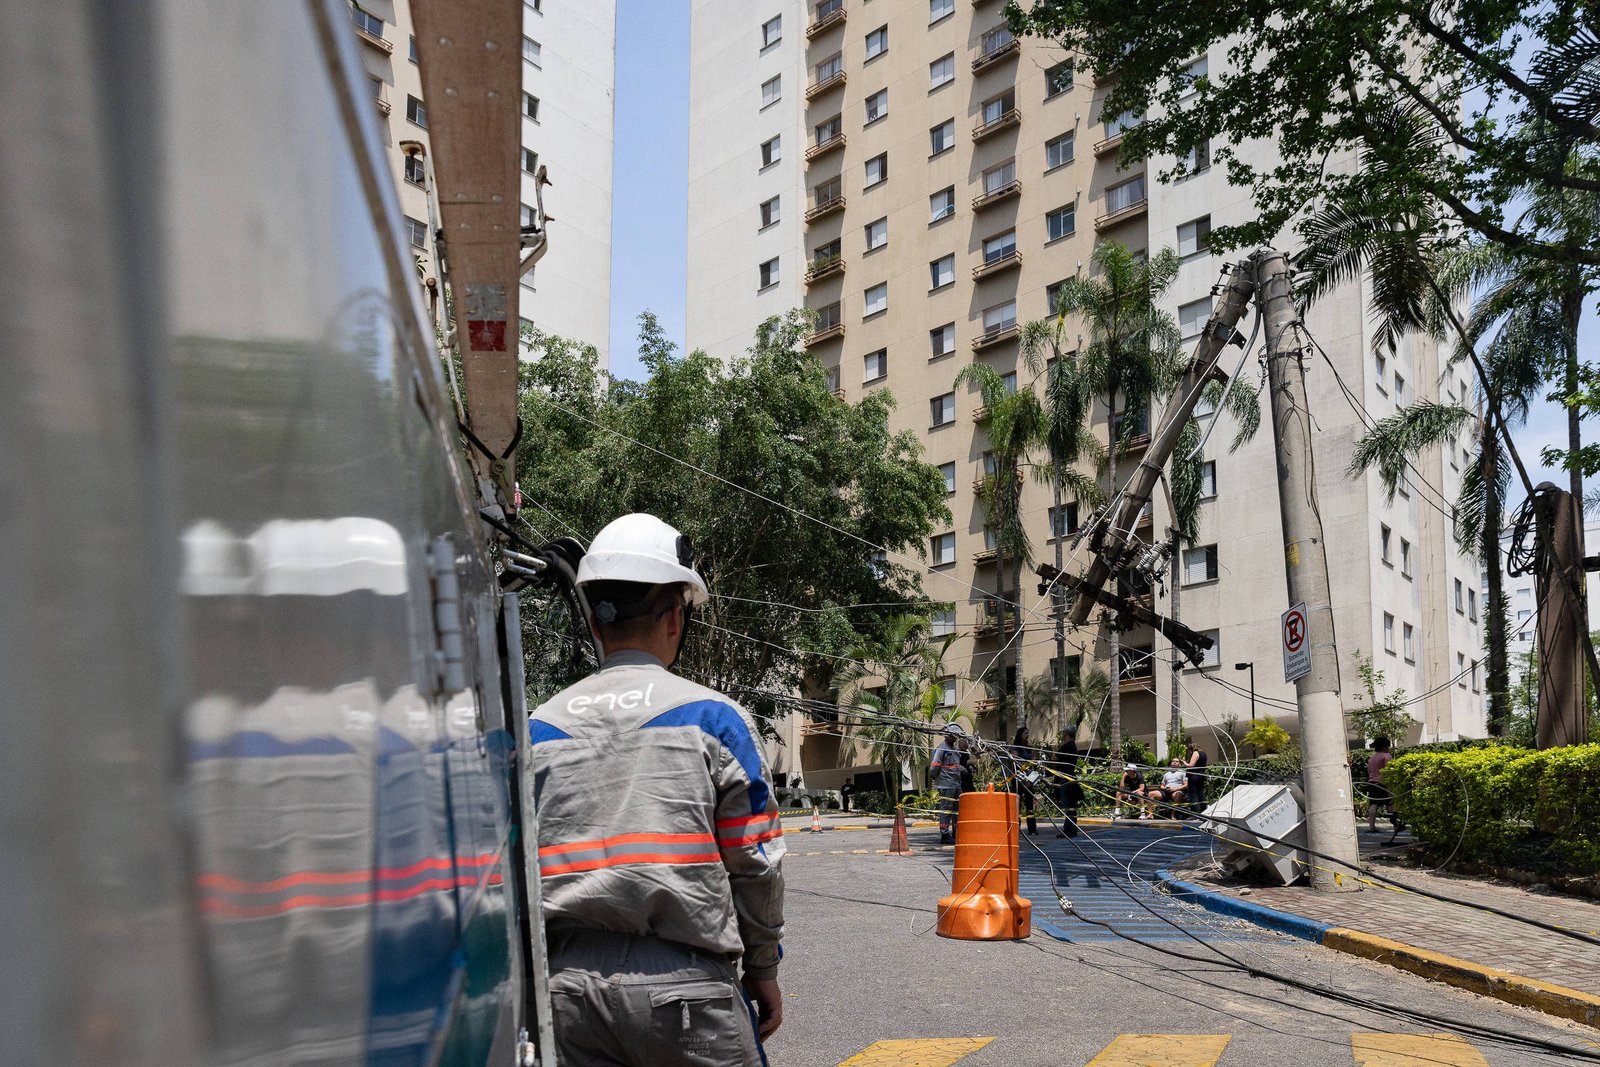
1085;1034;1231;1066
833;1037;995;1067
1351;1033;1490;1066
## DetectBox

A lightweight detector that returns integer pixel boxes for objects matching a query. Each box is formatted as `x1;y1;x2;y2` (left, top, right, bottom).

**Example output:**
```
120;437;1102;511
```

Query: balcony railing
375;95;392;116
974;607;1020;637
972;108;1020;142
805;194;846;222
807;5;846;38
971;323;1018;351
972;36;1019;72
1093;133;1124;157
802;718;845;736
972;546;997;564
806;321;845;346
973;248;1021;279
1094;197;1149;231
971;697;1000;713
972;179;1021;210
805;133;846;161
354;24;393;53
806;70;846;99
831;387;847;400
805;255;845;283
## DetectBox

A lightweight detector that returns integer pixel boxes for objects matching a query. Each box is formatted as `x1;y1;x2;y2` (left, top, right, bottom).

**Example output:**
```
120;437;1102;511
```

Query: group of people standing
929;722;1102;844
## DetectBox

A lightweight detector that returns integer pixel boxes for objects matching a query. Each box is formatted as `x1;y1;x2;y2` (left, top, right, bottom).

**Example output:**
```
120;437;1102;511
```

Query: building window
815;51;844;84
1394;373;1407;404
1380;523;1392;564
931;322;956;358
1375;353;1387;391
939;462;957;495
1193;630;1222;670
761;136;781;167
1400;539;1413;578
1458;652;1468;687
983;159;1016;195
1045;60;1073;98
523;92;540;121
931;532;956;566
825;364;841;393
404;153;425;186
930;53;955;90
1183;139;1211;174
1104;109;1141;138
758;257;780;289
931;606;957;635
1052;655;1083;690
930;119;956;156
1178;297;1212;341
813;238;842;270
815;114;843;145
1049;502;1081;538
351;5;385;38
1045;280;1068;317
864;216;889;252
1468;588;1478;621
761;75;782;108
521;201;536;228
1403;622;1416;662
814;175;842;208
1398;472;1410;499
1200;461;1217;499
982;300;1017;333
865;88;889;125
981;89;1015;125
1194;389;1217;418
760;196;781;228
762;14;782;48
408;35;418;62
937;676;958;707
864;348;888;382
405;215;428;250
1106;174;1147;214
406;95;427;128
527;0;542;12
864;282;889;317
865;153;888;188
1472;659;1481;692
930;254;955;290
1045;132;1075;170
523;36;542;66
931;392;956;427
1455;578;1465;613
930;0;955;23
1046;205;1076;242
865;25;889;60
1182;544;1219;585
1178;56;1207;97
930;186;955;222
1178;216;1211;258
522;148;540;174
982;229;1017;263
1383;613;1396;653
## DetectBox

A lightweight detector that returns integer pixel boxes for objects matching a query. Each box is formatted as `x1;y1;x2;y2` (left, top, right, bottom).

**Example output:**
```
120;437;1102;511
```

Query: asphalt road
765;824;1600;1067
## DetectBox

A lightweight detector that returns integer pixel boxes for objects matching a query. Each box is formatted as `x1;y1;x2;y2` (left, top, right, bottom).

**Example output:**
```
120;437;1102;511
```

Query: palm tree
1065;665;1113;751
956;362;1046;739
833;614;957;798
1046;241;1185;758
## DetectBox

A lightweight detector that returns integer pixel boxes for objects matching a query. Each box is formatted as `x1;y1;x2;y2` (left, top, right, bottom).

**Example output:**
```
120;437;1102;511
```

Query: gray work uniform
929;742;964;832
530;650;784;1066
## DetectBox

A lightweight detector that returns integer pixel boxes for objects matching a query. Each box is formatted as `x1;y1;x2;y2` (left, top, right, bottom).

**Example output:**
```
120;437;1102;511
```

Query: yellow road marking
833;1037;994;1066
1351;1033;1489;1066
1086;1034;1231;1066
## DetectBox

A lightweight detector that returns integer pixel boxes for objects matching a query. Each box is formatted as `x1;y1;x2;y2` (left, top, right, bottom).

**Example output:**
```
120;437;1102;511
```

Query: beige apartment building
692;0;1486;793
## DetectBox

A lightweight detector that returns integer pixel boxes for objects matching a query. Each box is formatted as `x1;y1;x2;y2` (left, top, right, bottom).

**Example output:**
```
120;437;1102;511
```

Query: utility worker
930;723;965;845
530;514;784;1066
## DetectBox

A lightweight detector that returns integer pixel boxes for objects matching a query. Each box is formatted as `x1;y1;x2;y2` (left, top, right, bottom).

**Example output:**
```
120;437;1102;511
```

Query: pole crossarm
1035;562;1215;667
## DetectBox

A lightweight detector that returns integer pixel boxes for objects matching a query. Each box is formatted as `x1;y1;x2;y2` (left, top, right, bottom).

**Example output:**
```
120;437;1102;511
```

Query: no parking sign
1282;602;1311;683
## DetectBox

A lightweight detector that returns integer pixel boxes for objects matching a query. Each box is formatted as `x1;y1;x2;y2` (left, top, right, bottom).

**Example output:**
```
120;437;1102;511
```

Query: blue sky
607;0;690;383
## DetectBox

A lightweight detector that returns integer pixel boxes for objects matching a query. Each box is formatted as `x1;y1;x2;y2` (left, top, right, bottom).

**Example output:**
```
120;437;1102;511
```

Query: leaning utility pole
1256;252;1361;893
1531;484;1589;748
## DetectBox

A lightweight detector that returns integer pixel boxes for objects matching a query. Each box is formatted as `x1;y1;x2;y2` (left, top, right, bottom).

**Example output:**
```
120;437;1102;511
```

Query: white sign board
1281;602;1311;684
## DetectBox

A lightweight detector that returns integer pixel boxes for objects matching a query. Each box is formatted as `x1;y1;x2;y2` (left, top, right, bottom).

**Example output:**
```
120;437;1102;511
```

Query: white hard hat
944;721;965;735
577;513;709;606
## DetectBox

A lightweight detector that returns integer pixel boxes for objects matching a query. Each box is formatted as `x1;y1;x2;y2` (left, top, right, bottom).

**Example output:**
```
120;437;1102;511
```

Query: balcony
1094;133;1124;157
972;249;1021;280
971;405;990;423
802;718;845;736
972;36;1020;73
375;95;392;116
972;108;1020;143
971;323;1018;351
831;387;847;400
972;546;997;564
805;194;846;223
807;70;846;99
974;609;1020;638
807;5;846;38
972;179;1021;211
1119;671;1154;693
806;322;845;346
805;255;845;284
805;133;847;161
1094;197;1149;231
971;697;1000;713
354;24;393;53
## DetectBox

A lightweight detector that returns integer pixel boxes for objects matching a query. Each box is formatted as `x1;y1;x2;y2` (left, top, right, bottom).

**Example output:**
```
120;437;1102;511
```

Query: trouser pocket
644;979;755;1067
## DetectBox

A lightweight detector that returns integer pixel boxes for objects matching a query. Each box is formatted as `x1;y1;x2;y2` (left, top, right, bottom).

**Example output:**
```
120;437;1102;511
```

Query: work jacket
529;650;785;979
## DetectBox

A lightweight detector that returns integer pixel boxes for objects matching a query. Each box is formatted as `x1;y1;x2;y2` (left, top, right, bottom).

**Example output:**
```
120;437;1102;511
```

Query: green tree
1045;241;1185;758
833;614;956;797
957;362;1046;739
1349;651;1418;744
512;310;952;726
1066;664;1112;749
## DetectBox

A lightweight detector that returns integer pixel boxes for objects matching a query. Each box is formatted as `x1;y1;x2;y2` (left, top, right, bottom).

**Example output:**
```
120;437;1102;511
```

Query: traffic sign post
1282;603;1311;684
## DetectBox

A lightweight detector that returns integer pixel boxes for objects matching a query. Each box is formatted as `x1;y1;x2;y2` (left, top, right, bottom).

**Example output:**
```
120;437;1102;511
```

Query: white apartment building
351;0;616;365
1493;519;1600;700
687;1;1485;790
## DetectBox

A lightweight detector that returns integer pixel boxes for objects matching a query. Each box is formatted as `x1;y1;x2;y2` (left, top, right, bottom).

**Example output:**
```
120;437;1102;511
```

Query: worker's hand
743;975;783;1040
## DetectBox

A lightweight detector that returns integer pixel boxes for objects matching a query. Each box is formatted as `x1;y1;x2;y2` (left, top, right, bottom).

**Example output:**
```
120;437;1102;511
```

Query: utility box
1202;784;1307;885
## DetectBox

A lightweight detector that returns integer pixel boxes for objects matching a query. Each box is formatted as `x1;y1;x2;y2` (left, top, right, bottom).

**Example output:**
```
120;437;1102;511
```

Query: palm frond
1347;401;1475;501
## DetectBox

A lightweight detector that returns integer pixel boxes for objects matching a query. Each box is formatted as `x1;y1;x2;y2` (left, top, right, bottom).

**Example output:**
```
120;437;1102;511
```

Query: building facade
351;0;616;364
688;0;1486;790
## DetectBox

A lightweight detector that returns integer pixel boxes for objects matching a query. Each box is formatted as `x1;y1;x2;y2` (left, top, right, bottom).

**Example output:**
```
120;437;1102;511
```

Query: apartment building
1491;519;1600;703
350;0;616;365
687;0;1486;791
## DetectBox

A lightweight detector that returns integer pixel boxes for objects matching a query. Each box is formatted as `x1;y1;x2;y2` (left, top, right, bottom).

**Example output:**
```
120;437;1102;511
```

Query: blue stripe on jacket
641;700;769;815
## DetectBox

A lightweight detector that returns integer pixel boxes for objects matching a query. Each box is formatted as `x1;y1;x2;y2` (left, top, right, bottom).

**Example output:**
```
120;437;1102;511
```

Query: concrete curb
1155;868;1600;1029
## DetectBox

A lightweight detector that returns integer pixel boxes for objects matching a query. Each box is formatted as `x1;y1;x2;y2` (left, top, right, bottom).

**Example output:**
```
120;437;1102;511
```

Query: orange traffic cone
936;785;1031;941
809;804;823;833
888;805;911;855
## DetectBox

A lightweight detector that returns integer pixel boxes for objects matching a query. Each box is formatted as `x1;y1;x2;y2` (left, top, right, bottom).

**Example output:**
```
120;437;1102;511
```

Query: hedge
1385;744;1600;872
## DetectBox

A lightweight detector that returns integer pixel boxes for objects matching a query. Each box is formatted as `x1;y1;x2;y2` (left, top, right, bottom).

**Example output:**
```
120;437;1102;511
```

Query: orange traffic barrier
809;805;823;833
936;785;1031;941
888;805;911;855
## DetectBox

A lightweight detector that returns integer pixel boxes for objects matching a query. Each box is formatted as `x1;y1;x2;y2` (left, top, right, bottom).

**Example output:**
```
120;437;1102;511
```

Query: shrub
850;789;894;814
1241;719;1292;755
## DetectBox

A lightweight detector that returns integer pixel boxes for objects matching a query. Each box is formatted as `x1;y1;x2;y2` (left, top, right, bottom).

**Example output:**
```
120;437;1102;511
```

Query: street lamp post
1234;662;1255;757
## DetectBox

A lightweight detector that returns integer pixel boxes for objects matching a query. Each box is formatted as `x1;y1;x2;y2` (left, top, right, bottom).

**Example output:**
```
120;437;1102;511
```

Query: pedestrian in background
1365;736;1395;832
840;777;855;813
1184;737;1208;814
1053;734;1084;838
1012;726;1040;835
929;724;965;845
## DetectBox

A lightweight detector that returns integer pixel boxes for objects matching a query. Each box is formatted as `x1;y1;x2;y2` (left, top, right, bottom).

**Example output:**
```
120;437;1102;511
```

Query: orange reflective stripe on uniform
716;811;783;848
538;831;720;877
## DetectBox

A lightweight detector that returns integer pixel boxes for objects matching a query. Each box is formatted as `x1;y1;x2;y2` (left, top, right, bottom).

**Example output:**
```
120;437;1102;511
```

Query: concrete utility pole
1255;252;1362;893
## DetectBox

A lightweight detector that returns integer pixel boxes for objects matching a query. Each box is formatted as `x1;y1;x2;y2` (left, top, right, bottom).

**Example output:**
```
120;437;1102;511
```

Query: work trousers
936;786;961;833
548;928;763;1067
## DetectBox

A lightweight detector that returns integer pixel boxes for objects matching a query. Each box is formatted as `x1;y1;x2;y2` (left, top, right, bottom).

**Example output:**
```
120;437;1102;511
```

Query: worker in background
840;776;855;812
929;723;965;845
1011;726;1040;836
530;514;784;1066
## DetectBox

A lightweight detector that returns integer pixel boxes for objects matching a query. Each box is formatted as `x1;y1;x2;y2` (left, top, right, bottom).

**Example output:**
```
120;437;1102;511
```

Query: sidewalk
1162;831;1600;1027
